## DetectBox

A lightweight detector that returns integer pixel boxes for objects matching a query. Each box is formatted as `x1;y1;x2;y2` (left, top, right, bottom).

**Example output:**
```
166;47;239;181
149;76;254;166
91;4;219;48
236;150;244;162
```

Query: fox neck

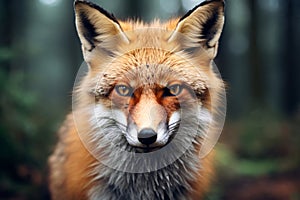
82;103;211;199
88;147;201;200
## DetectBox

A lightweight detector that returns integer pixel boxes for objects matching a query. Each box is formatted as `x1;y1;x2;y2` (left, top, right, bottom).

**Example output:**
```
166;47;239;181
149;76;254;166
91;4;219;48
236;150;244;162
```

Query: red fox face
110;77;199;149
74;0;225;152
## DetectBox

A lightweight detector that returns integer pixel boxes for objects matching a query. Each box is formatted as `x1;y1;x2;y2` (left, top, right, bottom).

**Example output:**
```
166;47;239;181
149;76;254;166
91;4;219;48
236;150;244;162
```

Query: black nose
138;128;157;145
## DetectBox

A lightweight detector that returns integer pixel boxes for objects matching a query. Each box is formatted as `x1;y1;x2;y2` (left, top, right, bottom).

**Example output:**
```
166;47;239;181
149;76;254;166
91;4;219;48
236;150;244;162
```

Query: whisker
168;120;181;128
96;116;127;128
167;121;181;135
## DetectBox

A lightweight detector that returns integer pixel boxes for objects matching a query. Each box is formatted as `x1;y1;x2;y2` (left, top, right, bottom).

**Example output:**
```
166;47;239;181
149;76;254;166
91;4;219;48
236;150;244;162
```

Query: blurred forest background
0;0;299;199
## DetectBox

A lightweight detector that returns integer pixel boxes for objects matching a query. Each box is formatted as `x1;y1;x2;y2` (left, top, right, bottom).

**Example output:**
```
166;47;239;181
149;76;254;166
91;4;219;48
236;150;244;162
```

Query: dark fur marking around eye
162;87;175;97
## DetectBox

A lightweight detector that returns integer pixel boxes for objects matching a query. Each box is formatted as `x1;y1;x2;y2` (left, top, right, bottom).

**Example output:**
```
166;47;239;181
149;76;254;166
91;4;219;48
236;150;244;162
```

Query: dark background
0;0;299;199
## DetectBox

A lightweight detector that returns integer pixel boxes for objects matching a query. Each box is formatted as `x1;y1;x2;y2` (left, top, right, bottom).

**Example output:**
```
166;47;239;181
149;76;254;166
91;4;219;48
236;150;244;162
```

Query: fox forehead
87;20;213;72
119;20;179;47
91;48;210;97
119;19;179;32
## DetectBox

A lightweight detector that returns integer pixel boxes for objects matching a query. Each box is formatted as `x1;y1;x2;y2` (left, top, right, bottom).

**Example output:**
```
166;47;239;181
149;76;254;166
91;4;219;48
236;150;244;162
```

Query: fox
48;0;225;199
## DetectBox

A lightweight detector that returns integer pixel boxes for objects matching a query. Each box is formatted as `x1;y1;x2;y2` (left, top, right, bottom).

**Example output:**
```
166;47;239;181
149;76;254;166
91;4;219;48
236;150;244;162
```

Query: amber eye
115;85;132;97
168;84;183;96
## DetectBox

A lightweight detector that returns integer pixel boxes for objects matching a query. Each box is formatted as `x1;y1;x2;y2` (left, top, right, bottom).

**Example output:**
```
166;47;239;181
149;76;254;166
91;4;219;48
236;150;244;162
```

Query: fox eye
115;85;132;97
168;84;183;96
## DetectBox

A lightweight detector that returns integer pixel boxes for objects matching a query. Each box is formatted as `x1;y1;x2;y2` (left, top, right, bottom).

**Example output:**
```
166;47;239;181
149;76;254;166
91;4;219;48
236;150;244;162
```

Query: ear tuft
169;0;225;58
74;0;120;26
74;0;129;53
76;10;98;50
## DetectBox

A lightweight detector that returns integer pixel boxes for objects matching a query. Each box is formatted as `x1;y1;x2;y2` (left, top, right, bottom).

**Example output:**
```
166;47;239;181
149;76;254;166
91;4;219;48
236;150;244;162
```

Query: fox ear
74;0;129;54
169;0;225;59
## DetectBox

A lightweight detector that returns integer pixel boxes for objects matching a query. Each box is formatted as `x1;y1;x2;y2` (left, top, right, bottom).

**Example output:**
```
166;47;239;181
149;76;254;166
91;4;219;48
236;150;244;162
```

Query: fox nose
138;128;157;145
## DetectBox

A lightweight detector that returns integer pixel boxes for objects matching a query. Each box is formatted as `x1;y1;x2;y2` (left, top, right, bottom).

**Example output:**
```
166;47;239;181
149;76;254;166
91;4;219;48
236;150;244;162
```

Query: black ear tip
74;0;91;4
179;0;225;23
203;0;225;13
74;0;120;26
200;0;225;9
206;0;225;4
74;0;87;9
207;0;225;7
74;0;99;10
74;0;86;6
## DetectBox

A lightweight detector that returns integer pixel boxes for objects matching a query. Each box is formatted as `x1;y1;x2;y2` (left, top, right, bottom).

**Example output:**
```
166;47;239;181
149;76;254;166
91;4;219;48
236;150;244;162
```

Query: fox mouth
110;109;181;153
129;127;179;153
134;146;163;153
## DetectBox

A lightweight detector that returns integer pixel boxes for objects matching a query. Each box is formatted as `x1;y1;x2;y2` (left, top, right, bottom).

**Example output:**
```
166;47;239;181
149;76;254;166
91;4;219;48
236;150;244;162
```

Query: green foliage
208;111;300;199
217;110;300;177
216;144;282;177
0;69;57;199
0;47;15;61
234;111;282;159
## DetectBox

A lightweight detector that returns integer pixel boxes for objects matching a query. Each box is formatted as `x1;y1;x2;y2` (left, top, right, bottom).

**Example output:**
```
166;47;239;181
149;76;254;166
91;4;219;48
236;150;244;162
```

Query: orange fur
49;0;225;199
49;115;97;199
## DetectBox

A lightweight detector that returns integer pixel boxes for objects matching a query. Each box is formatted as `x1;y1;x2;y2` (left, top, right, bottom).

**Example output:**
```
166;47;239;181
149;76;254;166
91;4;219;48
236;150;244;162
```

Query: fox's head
73;0;225;154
